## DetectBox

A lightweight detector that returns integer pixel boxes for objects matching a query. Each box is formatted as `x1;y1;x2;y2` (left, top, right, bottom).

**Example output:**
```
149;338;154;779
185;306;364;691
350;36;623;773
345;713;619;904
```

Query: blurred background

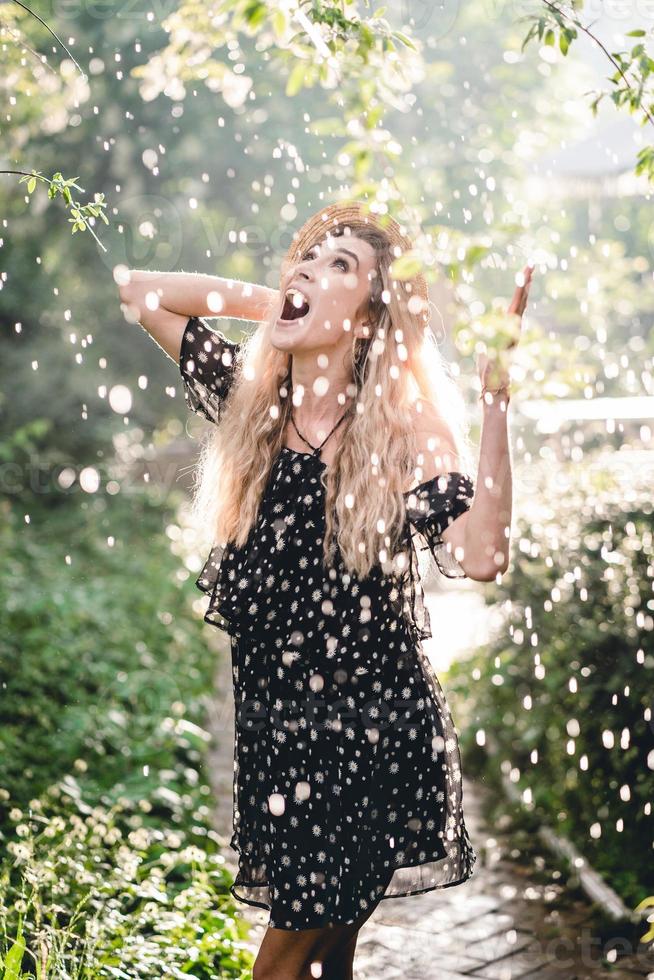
1;0;653;976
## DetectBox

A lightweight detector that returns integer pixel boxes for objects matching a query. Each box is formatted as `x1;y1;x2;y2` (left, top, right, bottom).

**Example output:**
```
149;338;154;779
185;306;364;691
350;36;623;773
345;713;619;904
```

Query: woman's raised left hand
476;262;534;399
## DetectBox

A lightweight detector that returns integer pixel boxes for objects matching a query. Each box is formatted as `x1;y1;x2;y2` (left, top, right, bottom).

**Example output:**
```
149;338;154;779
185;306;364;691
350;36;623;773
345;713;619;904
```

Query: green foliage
2;918;26;979
0;1;107;247
10;0;651;233
0;8;85;161
519;7;654;182
1;792;252;979
1;490;196;804
13;171;109;250
0;488;254;977
447;462;654;909
388;250;424;280
3;0;653;272
131;0;428;218
2;0;654;553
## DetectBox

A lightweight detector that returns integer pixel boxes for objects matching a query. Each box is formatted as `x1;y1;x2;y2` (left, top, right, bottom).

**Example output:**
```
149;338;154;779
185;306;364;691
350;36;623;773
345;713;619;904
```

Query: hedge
0;482;253;978
447;459;654;910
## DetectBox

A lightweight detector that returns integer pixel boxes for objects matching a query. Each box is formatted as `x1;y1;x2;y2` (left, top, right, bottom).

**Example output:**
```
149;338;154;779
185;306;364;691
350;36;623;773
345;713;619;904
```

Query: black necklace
290;403;352;459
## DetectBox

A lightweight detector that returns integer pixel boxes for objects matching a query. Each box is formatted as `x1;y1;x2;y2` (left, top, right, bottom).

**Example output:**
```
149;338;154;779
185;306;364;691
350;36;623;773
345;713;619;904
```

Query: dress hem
227;856;476;921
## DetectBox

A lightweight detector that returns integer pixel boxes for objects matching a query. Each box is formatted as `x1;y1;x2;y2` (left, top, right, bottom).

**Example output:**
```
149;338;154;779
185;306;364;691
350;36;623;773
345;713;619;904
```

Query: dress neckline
280;447;471;497
281;445;327;466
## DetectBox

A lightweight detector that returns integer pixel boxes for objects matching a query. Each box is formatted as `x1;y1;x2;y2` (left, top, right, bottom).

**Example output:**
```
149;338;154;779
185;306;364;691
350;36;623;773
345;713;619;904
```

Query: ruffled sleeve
403;471;474;578
178;315;240;424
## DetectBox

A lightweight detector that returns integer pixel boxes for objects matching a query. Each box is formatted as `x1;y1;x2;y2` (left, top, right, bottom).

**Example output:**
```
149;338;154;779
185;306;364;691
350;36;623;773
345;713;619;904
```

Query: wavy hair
188;220;475;580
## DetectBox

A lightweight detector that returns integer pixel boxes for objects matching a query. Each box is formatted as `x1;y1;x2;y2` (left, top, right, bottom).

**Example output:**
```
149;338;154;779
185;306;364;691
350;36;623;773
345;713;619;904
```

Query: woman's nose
294;264;312;282
284;265;312;292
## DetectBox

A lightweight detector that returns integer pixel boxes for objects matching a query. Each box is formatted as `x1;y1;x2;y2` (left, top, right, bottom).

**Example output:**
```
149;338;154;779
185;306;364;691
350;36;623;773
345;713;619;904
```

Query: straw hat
282;200;431;322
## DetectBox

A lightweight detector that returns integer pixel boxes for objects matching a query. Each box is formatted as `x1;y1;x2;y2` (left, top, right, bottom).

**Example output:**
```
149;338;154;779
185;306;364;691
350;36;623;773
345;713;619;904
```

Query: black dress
179;315;477;931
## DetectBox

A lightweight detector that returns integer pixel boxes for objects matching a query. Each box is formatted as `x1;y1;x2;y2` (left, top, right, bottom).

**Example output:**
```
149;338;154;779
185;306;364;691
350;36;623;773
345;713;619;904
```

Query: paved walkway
204;628;653;979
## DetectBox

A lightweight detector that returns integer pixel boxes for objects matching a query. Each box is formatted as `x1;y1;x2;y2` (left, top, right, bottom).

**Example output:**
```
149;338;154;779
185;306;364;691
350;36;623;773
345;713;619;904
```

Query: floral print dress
179;315;477;931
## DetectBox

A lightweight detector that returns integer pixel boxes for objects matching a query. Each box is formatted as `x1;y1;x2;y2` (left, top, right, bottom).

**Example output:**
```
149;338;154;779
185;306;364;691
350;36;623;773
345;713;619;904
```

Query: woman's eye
300;251;348;271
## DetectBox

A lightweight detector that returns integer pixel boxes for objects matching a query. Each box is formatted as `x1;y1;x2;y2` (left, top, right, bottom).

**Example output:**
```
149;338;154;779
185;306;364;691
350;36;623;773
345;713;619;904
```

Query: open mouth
278;287;311;323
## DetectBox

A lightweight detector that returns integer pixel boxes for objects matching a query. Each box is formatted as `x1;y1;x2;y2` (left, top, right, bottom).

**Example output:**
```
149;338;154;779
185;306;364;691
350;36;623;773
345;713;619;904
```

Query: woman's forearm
466;396;513;575
119;270;279;322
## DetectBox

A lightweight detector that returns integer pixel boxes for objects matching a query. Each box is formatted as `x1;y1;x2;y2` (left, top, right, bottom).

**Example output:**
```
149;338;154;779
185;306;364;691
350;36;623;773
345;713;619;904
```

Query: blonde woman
118;201;533;979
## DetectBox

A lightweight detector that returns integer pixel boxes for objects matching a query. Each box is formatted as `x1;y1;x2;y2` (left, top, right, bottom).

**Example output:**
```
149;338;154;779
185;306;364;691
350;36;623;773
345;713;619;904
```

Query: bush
1;790;252;979
0;487;254;977
447;460;654;910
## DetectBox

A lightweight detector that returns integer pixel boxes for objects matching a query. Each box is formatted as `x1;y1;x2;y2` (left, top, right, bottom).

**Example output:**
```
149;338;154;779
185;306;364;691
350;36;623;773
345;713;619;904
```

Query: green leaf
371;5;386;17
626;29;646;36
365;104;384;128
309;116;345;135
559;32;569;55
244;2;267;28
464;243;492;267
389;250;424;280
4;929;26;980
392;31;417;51
27;177;37;194
286;61;307;97
354;149;372;179
272;9;287;40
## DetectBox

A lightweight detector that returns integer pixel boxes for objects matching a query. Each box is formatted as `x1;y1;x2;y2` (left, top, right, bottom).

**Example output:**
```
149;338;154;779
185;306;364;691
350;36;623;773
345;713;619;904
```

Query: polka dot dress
180;316;477;931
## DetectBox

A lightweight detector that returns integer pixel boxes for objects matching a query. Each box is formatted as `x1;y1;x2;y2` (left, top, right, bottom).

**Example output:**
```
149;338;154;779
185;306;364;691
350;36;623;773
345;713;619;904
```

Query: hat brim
282;200;430;313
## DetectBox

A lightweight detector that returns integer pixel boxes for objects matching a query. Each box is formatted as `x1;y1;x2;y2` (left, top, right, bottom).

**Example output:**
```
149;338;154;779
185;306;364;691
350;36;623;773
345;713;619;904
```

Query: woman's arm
409;403;510;582
116;269;279;362
443;394;512;580
441;263;533;579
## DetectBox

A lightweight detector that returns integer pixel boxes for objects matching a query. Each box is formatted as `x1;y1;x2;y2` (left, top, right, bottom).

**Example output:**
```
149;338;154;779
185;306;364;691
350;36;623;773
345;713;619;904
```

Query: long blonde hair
189;220;475;580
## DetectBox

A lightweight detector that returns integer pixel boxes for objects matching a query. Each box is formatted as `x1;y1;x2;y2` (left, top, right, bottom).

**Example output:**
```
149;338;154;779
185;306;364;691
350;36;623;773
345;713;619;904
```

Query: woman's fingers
507;263;534;316
502;264;534;349
477;263;535;371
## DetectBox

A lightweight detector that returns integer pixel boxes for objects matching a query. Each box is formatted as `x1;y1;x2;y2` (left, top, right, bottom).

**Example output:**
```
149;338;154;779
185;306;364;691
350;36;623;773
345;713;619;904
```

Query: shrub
447;461;654;909
0;487;253;977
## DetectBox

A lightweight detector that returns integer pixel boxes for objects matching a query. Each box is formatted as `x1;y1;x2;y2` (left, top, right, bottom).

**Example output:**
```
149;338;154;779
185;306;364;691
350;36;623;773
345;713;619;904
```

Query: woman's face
271;234;378;353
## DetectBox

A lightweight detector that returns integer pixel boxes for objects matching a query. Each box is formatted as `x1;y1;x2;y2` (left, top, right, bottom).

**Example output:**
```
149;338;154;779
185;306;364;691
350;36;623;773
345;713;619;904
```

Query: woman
117;201;533;979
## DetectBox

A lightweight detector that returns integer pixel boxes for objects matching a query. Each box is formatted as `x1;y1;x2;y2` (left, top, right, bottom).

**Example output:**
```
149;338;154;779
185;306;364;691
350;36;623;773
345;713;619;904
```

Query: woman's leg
252;919;357;980
320;930;358;980
252;896;383;980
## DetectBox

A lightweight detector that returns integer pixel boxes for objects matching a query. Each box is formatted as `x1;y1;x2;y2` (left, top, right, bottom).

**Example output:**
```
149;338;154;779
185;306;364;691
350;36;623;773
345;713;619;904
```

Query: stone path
203;627;653;979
